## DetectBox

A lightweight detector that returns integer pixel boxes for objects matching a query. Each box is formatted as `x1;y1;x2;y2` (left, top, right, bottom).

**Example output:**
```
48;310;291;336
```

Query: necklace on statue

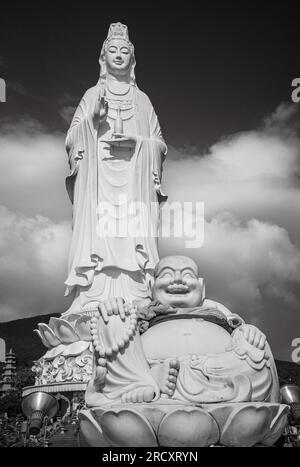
106;82;131;96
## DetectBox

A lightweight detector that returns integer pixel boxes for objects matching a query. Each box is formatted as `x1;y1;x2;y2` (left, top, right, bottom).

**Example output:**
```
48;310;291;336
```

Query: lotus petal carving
44;344;68;361
36;315;93;348
208;403;288;447
37;323;61;347
75;315;93;341
158;407;219;447
49;317;79;344
100;409;158;447
78;411;110;447
33;329;52;349
62;341;90;357
259;405;289;446
221;405;272;446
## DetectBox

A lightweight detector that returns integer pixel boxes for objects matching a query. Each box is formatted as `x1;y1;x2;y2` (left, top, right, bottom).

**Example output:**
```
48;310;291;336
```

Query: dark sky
1;0;299;148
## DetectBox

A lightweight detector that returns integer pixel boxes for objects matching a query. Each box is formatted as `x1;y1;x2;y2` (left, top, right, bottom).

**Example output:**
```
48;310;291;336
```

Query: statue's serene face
152;256;204;308
105;39;132;76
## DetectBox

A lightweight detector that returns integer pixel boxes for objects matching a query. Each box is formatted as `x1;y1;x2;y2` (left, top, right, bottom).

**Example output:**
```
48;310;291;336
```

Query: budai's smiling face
152;256;204;308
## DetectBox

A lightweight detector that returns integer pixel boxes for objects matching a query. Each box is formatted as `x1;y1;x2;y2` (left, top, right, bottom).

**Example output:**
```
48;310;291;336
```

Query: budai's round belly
141;318;232;360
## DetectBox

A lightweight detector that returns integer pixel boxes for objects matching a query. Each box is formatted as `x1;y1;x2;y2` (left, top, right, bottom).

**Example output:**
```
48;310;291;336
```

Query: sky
0;1;300;361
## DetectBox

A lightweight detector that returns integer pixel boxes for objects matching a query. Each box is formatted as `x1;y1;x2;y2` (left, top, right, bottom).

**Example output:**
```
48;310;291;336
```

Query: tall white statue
64;23;167;315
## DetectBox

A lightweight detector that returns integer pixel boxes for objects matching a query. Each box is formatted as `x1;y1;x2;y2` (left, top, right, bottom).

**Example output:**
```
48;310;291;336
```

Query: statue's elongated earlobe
198;278;206;303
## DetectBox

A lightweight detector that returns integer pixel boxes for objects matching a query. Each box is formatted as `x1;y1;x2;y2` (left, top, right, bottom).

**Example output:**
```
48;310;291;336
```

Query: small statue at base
86;255;279;406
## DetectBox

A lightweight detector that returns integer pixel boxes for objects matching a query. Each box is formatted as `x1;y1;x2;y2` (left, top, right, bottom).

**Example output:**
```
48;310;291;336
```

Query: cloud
7;81;28;97
0;205;72;322
164;104;300;240
0;119;70;221
263;102;300;134
57;93;79;125
59;105;76;125
0;120;73;321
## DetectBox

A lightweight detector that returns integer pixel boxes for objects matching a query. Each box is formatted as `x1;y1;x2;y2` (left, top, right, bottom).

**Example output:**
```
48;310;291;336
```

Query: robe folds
64;84;167;314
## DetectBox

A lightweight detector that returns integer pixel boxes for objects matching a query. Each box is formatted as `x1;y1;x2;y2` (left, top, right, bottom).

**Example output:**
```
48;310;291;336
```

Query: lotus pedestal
79;401;288;447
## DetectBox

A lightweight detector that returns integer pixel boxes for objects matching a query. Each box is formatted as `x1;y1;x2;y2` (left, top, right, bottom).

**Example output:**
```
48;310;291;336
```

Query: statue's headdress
98;22;136;85
106;22;130;43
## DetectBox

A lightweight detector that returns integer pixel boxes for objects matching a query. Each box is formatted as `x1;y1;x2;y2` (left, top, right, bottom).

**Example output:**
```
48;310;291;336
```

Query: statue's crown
107;22;130;43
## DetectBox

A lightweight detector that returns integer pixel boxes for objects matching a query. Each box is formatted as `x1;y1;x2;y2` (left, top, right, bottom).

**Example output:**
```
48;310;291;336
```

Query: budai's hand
239;324;266;350
98;297;126;323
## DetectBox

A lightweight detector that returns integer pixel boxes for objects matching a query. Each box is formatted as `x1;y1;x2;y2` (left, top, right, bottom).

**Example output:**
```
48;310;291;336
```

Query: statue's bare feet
121;386;156;404
150;359;180;397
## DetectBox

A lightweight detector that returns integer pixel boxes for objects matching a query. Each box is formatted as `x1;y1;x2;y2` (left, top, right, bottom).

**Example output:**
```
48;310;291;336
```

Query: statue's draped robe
64;85;167;314
85;300;280;406
139;299;280;403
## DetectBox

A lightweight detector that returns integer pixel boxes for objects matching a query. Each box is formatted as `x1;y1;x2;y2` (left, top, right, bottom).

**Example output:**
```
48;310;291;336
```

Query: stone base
79;401;289;447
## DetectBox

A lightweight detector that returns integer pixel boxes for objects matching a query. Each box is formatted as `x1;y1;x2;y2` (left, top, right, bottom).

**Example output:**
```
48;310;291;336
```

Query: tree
0;391;21;417
15;367;35;391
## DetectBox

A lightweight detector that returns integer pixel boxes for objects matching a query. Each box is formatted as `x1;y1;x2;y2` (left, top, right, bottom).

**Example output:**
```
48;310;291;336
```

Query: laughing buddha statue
86;255;280;407
81;255;288;447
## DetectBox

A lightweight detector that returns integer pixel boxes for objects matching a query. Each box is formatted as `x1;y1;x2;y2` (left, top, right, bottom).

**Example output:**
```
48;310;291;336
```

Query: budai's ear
198;278;206;304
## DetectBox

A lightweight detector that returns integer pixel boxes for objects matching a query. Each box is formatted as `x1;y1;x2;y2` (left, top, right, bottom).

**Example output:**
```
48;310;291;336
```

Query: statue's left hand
98;297;126;323
239;324;266;350
110;133;137;148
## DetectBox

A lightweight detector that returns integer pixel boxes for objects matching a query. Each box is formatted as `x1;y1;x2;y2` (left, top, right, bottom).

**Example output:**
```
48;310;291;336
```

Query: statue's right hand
93;94;108;124
98;297;126;323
